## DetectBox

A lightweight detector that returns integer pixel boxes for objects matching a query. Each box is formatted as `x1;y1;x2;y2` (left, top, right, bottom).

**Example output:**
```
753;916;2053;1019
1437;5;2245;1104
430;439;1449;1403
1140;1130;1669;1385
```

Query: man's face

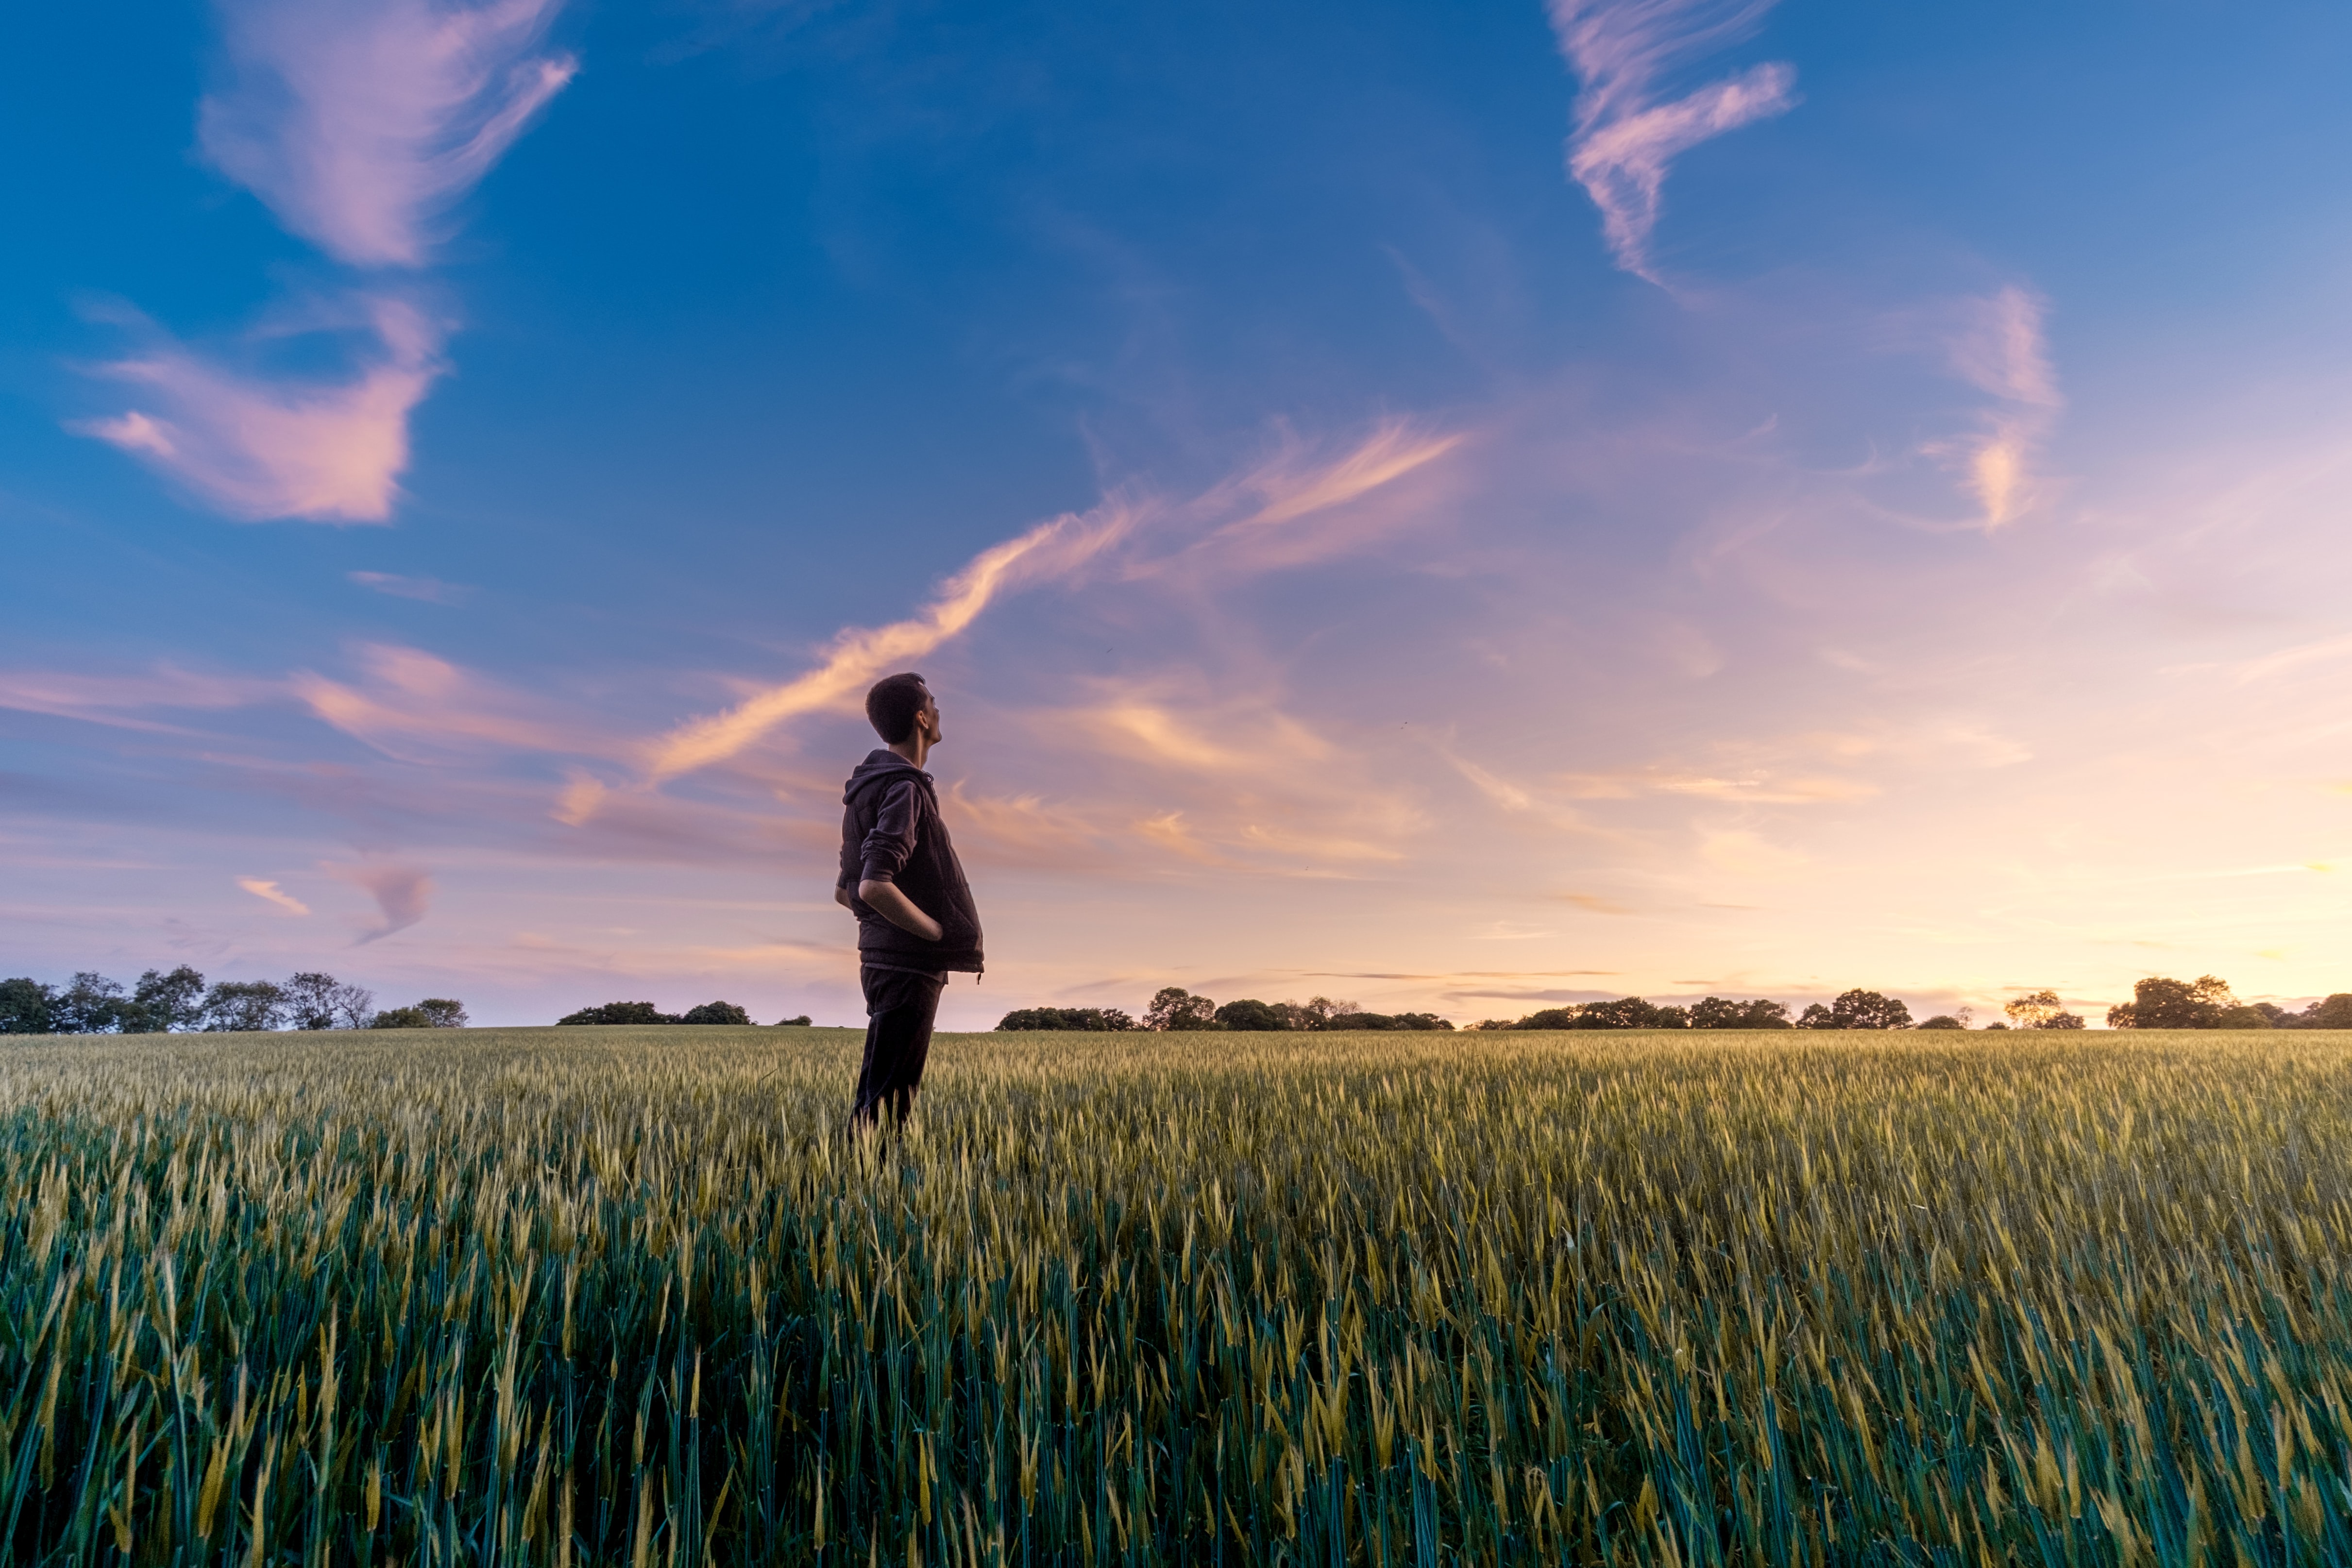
919;693;942;745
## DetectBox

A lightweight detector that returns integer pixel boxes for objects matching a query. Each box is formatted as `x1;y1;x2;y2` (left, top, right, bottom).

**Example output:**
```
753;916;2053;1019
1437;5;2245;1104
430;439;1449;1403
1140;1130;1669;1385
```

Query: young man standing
836;673;984;1128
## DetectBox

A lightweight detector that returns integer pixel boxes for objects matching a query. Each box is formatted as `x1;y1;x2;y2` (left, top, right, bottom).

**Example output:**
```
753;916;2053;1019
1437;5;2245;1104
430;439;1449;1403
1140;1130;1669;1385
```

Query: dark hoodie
839;750;985;974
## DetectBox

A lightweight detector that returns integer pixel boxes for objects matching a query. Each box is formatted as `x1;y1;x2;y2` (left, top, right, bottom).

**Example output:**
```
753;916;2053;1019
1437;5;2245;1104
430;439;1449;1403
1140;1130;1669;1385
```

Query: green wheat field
4;1026;2351;1565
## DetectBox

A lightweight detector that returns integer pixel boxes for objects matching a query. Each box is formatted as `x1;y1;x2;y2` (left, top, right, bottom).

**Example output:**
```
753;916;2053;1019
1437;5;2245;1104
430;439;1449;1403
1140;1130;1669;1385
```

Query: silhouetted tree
372;1007;431;1029
126;966;208;1032
777;1014;813;1026
1690;996;1791;1029
2107;975;2232;1029
417;999;467;1028
1916;1015;1967;1029
680;1001;752;1025
283;972;343;1030
996;1008;1138;1031
203;980;287;1032
1213;998;1286;1031
0;978;56;1034
558;1001;673;1026
1828;990;1912;1030
1145;988;1220;1031
53;972;130;1033
1508;1008;1584;1030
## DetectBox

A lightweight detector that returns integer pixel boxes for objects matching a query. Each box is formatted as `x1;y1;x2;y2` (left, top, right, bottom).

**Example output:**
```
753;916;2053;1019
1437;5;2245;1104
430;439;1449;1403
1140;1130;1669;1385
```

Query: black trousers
852;965;944;1127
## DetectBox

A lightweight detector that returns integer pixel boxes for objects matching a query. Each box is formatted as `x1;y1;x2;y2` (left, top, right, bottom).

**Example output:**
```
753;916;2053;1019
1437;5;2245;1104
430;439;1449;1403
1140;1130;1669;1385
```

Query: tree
1571;996;1680;1029
680;1001;751;1025
2108;975;2233;1029
372;1007;431;1029
203;980;287;1032
1916;1015;1967;1029
417;999;468;1028
330;981;378;1029
998;1007;1138;1030
2040;1011;2086;1029
558;1001;673;1026
2003;990;2064;1029
1691;996;1790;1029
1213;998;1287;1031
55;972;130;1033
1267;997;1356;1030
778;1014;813;1026
1796;1003;1836;1029
2311;995;2352;1029
1508;1008;1583;1030
1829;990;1912;1030
0;978;56;1034
1145;988;1220;1031
127;966;208;1032
282;972;344;1030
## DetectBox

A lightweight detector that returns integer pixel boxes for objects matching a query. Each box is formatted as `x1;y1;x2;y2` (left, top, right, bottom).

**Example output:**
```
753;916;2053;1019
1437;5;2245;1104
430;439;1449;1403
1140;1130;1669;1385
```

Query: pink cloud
0;664;271;730
1547;0;1797;280
292;642;609;759
327;860;434;942
201;0;575;268
74;298;443;523
349;571;474;604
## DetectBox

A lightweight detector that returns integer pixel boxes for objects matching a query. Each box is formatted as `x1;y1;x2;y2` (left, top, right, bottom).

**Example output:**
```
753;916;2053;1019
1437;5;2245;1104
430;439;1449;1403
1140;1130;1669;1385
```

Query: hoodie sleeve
858;779;923;885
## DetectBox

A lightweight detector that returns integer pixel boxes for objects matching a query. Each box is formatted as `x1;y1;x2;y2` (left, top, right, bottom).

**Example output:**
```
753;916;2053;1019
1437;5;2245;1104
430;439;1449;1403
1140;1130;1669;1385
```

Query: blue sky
8;0;2352;1027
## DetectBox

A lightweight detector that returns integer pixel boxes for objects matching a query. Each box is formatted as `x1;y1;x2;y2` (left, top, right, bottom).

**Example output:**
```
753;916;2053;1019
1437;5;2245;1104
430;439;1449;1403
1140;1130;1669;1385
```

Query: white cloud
201;0;576;268
1546;0;1797;280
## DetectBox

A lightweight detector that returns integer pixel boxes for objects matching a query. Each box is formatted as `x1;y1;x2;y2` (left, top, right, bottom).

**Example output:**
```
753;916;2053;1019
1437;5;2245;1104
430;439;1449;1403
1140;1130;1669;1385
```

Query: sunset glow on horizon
9;0;2352;1028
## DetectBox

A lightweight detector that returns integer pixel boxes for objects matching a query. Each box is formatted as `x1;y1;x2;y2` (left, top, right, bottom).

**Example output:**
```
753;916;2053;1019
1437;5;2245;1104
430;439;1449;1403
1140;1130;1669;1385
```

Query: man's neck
888;736;931;769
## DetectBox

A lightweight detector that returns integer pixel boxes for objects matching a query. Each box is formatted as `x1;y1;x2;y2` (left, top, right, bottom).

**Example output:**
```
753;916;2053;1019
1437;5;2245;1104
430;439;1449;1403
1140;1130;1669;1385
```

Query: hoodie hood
844;749;930;806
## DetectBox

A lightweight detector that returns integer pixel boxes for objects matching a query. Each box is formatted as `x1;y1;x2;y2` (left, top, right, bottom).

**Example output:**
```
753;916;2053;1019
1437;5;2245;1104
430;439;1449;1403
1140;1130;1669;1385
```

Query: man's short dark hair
865;674;931;744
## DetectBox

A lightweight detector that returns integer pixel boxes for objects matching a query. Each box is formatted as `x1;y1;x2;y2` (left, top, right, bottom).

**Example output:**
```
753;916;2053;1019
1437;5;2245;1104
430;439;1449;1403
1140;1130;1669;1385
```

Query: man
836;673;984;1128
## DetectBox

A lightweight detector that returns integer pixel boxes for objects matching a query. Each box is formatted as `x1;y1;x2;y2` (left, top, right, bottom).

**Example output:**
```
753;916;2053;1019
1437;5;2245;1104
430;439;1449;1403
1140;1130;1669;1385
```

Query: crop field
4;1026;2352;1566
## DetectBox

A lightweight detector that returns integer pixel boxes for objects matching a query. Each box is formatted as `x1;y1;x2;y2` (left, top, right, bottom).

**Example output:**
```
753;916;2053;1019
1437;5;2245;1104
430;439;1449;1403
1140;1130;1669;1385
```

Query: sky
7;0;2352;1029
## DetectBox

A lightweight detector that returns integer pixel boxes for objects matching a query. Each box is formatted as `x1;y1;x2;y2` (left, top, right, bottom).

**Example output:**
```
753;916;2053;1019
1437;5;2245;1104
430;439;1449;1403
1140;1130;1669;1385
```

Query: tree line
1000;990;1454;1032
555;1000;812;1026
997;975;2352;1034
0;968;465;1033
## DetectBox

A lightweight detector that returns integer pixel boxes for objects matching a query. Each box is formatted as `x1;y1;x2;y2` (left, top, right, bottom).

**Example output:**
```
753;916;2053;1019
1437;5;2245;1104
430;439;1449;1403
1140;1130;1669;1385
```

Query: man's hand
856;878;943;942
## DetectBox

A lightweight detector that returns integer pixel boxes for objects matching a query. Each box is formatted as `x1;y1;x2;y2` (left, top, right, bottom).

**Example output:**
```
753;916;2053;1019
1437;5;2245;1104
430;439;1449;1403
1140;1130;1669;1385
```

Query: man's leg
851;967;944;1128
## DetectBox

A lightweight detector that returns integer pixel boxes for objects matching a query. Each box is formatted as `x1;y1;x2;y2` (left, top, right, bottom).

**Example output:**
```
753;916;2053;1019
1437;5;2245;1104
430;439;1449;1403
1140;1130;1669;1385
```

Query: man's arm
856;879;942;942
854;778;943;941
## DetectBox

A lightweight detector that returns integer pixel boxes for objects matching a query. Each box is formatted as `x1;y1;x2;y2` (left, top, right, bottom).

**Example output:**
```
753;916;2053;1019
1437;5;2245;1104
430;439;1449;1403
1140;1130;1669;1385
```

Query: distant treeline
0;968;463;1033
556;1000;812;1027
1000;990;1453;1032
2104;976;2352;1029
998;976;2352;1034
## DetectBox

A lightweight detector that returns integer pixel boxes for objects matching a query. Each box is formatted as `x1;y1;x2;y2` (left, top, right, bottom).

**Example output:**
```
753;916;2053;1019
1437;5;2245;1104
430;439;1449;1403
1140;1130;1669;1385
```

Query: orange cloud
641;499;1143;785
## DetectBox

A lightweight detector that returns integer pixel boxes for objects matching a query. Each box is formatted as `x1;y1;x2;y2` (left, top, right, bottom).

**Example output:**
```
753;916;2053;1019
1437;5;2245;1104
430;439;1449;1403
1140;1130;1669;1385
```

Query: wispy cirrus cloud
1928;286;2062;528
293;642;607;760
74;298;443;523
0;664;272;730
350;570;474;604
327;859;434;942
641;500;1147;785
1546;0;1796;280
635;419;1464;792
201;0;576;268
